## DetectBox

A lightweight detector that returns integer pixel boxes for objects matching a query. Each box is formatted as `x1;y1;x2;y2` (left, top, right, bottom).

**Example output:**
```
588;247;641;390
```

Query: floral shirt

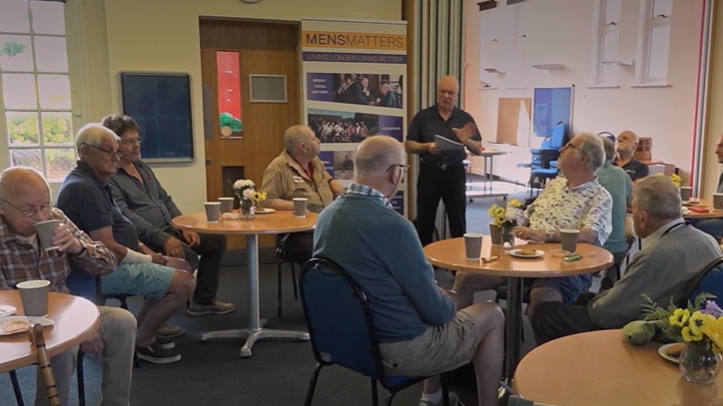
524;177;613;246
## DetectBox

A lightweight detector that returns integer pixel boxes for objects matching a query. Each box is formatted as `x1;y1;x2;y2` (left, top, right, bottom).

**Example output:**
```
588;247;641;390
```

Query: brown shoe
156;321;185;338
186;300;235;316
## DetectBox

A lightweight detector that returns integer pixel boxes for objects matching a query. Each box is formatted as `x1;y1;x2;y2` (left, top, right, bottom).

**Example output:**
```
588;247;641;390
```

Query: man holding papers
405;76;482;246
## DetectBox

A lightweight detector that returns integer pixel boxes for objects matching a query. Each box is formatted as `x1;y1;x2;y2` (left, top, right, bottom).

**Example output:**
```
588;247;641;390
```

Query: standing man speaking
406;76;482;246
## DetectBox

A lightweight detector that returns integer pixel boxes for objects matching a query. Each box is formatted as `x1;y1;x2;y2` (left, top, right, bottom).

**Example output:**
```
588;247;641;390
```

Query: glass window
216;51;243;134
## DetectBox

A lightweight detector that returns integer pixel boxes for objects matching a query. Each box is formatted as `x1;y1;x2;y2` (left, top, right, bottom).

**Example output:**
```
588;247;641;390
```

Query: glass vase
501;224;515;249
679;342;722;385
240;202;255;221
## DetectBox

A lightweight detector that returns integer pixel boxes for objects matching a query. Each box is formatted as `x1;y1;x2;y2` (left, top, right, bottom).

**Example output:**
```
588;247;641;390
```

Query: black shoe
155;335;175;349
599;278;614;292
137;341;181;364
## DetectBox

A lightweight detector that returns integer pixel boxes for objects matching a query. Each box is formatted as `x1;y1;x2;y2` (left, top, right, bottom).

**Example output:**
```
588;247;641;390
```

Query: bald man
0;167;136;406
260;125;345;265
406;76;482;246
314;136;503;406
614;130;649;181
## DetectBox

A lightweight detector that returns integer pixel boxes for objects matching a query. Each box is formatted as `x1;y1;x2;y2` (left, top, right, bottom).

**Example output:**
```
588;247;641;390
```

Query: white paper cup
293;198;308;218
204;202;221;222
17;280;50;317
218;197;234;213
559;229;580;253
463;233;484;260
714;193;723;210
34;220;60;251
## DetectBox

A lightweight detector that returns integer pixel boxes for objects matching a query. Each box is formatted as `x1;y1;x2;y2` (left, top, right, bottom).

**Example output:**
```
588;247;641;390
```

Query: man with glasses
103;114;234;324
56;123;196;364
614;130;649;181
314;136;504;406
259;124;345;265
453;133;612;320
405;76;482;247
0;166;137;406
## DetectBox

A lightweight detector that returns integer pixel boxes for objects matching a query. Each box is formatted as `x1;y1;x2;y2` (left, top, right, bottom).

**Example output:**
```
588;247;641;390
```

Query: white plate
0;316;54;336
0;305;16;318
658;343;682;363
255;208;276;214
507;249;545;259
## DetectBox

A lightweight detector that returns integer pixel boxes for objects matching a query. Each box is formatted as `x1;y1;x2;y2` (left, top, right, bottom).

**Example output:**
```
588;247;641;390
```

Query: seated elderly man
57;123;196;364
314;136;504;406
260;124;345;264
0;167;136;406
614;130;649;181
453;133;612;318
103;114;233;322
597;137;633;291
532;176;722;344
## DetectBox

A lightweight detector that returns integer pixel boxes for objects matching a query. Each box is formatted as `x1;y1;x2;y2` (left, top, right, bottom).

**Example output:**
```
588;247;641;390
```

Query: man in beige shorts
313;135;504;406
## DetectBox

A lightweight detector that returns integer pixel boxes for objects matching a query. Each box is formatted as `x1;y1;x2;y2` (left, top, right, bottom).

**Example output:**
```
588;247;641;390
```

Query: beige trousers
35;306;137;406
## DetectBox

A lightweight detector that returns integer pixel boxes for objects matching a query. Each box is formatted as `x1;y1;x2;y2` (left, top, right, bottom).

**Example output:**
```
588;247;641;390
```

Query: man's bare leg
136;270;195;347
452;273;505;308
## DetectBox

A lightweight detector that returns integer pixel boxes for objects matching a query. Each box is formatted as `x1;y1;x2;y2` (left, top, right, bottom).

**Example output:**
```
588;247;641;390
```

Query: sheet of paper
434;134;464;151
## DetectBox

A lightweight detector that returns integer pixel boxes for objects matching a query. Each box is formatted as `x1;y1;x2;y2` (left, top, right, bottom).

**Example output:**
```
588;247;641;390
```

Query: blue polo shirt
407;104;481;165
56;161;140;251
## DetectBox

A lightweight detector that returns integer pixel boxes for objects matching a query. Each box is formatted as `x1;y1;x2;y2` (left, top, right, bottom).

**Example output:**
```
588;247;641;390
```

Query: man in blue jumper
313;136;504;406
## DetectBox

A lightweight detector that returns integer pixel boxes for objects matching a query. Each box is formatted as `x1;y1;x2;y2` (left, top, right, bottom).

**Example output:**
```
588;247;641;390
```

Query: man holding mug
0;166;136;406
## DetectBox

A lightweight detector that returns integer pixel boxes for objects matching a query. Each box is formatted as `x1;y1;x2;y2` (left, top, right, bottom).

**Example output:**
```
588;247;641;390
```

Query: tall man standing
405;76;482;246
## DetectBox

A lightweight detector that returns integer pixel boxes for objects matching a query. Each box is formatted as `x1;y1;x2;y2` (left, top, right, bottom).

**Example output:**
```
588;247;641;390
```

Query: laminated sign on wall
301;18;408;217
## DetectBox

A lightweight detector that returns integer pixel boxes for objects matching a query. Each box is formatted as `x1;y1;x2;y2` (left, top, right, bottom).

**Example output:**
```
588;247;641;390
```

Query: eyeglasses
83;143;122;158
562;143;587;156
387;164;409;173
1;199;53;218
120;137;142;146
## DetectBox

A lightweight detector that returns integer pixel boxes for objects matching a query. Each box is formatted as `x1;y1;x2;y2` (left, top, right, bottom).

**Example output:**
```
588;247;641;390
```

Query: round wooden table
683;198;723;219
0;291;100;374
424;236;613;377
513;329;723;406
171;210;318;357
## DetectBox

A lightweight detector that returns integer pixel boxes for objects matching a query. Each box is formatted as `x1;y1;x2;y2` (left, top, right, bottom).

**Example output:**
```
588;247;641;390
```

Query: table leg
199;234;310;357
504;277;523;379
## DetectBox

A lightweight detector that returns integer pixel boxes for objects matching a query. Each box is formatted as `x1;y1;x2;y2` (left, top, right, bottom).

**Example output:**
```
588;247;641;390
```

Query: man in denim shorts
57;123;196;364
454;133;613;321
314;136;504;406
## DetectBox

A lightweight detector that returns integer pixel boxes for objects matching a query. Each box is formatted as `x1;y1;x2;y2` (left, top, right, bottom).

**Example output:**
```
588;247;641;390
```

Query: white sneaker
419;392;465;406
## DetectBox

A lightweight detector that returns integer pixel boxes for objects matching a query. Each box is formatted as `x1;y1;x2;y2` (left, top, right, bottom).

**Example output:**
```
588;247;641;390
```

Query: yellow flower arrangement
643;293;722;353
655;172;682;188
488;198;524;227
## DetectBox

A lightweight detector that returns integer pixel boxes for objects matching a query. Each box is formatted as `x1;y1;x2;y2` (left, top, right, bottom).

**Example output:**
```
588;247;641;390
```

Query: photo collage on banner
301;19;408;216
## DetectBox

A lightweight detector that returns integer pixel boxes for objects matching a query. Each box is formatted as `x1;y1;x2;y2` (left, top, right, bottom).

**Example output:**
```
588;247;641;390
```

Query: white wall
463;0;704;182
80;0;401;213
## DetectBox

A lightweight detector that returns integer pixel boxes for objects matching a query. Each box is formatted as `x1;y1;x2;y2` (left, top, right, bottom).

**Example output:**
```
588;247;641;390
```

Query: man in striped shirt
0;166;136;406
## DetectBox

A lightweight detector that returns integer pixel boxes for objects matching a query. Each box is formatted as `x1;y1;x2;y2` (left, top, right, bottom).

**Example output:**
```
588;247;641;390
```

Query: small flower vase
489;224;502;245
502;224;515;249
240;200;255;221
679;343;722;385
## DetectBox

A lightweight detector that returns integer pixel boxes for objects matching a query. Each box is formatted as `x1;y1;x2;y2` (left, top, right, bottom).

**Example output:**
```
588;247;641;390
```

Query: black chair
299;258;451;406
275;237;299;318
678;256;723;308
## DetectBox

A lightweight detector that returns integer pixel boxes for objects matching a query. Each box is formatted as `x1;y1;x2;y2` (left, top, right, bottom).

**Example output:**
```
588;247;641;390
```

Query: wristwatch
545;230;555;242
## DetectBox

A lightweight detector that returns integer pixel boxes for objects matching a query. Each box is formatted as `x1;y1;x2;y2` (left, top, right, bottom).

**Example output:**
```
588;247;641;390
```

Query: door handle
206;158;211;165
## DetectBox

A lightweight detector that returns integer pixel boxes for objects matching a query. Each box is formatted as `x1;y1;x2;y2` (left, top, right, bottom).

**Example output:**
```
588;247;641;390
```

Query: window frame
633;0;673;87
588;0;622;88
0;0;87;184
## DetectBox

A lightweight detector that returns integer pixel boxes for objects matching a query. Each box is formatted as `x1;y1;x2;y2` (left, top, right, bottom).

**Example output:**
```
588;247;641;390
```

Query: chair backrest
64;263;103;305
679;256;723;308
299;258;385;381
549;121;568;149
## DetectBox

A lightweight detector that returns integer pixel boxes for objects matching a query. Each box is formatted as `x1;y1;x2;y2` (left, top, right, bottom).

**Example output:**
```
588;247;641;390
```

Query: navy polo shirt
615;158;649;181
406;104;481;164
56;161;140;251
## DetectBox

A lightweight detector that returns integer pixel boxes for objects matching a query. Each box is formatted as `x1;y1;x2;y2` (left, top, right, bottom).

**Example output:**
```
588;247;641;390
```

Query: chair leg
120;297;129;310
291;262;299;300
441;373;451;406
385;389;399;406
9;370;25;406
304;363;324;406
371;378;379;406
78;351;86;406
277;261;283;318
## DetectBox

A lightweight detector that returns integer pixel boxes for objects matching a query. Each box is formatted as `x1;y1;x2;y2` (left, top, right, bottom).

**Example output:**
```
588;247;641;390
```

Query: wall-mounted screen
119;72;195;163
533;87;572;138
